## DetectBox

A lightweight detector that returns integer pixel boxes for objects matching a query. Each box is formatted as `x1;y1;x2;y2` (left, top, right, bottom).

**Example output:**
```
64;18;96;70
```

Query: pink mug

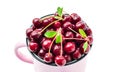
14;14;91;72
15;42;89;72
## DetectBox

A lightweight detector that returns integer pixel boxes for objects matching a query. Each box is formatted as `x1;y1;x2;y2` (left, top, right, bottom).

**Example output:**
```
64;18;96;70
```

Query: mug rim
26;14;92;66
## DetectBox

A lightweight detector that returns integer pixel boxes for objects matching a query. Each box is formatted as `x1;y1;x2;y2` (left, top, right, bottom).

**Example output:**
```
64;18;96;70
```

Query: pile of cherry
26;12;93;66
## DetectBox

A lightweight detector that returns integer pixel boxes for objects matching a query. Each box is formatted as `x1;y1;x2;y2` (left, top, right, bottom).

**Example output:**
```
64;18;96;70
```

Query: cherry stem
48;28;61;54
68;27;78;34
48;35;56;54
68;27;86;39
59;28;63;56
63;38;85;41
38;19;60;34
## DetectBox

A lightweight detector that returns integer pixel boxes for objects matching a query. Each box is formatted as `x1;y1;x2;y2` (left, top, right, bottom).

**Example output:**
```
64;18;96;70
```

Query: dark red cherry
75;21;86;30
63;22;72;30
75;33;82;38
72;48;81;59
53;21;61;28
85;27;92;36
29;42;38;52
32;18;41;28
79;42;90;54
87;36;93;45
42;39;52;51
62;15;72;23
64;54;71;62
55;56;66;66
48;17;55;23
42;18;50;26
38;48;46;59
44;53;53;63
65;31;74;38
26;28;33;38
53;44;61;55
71;13;81;24
64;42;76;54
30;29;42;40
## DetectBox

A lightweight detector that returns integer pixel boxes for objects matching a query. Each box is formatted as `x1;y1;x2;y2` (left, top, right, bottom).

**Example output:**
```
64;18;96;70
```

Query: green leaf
79;29;87;38
44;31;57;38
55;34;62;43
57;7;63;17
83;41;88;52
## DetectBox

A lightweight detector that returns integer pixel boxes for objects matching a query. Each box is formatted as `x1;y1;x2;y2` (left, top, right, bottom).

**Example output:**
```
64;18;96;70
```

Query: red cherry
71;13;81;24
53;44;61;55
79;42;90;54
62;14;72;23
64;42;76;54
42;39;52;51
42;18;50;26
29;42;38;52
53;21;61;28
87;36;93;45
55;56;66;66
64;54;71;62
72;48;81;59
85;27;92;36
63;22;72;30
30;29;42;40
65;31;74;38
75;33;82;38
26;28;33;38
75;21;86;30
44;53;53;63
32;18;41;28
38;48;46;59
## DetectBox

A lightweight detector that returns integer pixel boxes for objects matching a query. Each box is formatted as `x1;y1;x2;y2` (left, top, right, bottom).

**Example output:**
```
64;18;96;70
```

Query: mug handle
15;42;33;64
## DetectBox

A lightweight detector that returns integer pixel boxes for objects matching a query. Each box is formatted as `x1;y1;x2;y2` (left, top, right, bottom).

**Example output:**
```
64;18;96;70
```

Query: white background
0;0;120;72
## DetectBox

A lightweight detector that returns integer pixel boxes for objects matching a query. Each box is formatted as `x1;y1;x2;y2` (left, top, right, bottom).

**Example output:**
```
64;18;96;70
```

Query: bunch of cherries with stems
26;7;93;66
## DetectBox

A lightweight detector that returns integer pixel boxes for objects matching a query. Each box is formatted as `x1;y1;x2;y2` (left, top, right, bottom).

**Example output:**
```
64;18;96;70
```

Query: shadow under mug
14;14;92;72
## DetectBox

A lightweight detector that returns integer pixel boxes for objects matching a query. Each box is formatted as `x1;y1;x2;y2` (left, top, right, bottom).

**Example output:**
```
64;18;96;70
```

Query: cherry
32;18;41;28
75;21;86;30
62;14;72;23
64;42;76;54
53;21;61;28
65;31;74;38
53;44;61;55
26;28;33;38
72;48;81;59
79;42;90;54
55;55;66;66
85;27;92;36
71;13;81;24
32;25;36;30
75;33;82;38
42;18;50;26
48;17;55;23
87;36;93;45
31;29;42;40
44;53;53;63
42;39;52;51
38;48;46;59
63;22;72;30
29;42;38;52
64;54;71;62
